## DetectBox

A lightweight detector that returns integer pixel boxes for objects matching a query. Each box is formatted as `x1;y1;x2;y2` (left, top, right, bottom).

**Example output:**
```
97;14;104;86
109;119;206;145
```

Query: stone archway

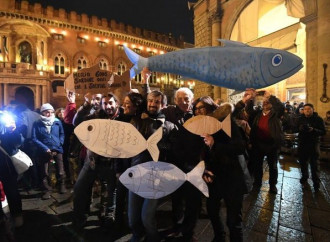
15;86;35;110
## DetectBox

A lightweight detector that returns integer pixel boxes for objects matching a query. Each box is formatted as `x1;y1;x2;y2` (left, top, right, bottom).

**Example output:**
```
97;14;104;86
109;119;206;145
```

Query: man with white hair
162;87;194;126
161;87;196;240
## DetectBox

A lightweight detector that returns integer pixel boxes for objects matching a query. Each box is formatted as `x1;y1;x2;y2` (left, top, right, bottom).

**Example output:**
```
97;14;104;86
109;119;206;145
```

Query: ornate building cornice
0;11;180;52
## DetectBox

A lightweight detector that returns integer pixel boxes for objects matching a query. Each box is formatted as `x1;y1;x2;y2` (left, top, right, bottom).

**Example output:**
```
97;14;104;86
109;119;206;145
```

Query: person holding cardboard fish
202;103;252;242
127;90;177;242
72;93;123;236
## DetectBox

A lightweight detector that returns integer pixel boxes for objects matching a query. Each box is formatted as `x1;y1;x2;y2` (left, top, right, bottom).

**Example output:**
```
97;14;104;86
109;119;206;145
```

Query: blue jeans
128;191;160;242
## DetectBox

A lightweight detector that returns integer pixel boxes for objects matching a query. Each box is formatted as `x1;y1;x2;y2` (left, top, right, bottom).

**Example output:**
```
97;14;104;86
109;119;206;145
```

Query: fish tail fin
124;45;148;78
146;127;163;161
221;114;231;137
186;161;209;197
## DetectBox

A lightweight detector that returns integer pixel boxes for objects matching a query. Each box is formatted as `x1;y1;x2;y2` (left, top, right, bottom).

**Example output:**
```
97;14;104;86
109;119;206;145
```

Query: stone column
3;83;8;106
7;35;15;63
41;85;47;104
35;85;41;108
301;15;318;107
0;84;3;107
317;0;330;116
211;7;226;102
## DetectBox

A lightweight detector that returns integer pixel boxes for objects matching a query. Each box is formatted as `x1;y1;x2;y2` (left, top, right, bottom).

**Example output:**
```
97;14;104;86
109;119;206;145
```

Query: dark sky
27;0;195;43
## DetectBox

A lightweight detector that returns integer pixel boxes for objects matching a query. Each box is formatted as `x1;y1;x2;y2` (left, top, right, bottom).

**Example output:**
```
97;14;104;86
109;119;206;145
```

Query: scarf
40;115;55;133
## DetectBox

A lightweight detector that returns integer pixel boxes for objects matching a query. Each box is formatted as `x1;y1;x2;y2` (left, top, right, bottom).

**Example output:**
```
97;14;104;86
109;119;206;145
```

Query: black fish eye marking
128;172;133;178
272;54;282;67
87;125;93;131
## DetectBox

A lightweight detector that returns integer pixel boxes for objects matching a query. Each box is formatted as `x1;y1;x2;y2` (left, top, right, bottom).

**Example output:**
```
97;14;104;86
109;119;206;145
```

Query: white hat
40;103;54;113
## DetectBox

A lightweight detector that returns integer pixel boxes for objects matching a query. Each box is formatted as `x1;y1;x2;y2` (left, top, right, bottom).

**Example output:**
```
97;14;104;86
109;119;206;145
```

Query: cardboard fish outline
124;39;303;90
119;160;208;199
183;114;231;137
74;119;163;161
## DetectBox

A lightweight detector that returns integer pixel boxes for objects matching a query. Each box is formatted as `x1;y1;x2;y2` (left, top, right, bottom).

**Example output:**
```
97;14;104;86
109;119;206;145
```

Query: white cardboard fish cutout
74;119;163;161
183;114;231;137
119;161;209;199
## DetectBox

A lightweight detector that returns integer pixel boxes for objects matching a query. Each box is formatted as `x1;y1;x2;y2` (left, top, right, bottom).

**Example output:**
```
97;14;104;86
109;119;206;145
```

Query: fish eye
128;172;133;178
272;54;282;67
87;125;93;131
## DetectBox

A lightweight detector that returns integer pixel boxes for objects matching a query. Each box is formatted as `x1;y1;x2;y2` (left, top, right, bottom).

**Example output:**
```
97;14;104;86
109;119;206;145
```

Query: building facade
0;0;193;110
192;0;329;117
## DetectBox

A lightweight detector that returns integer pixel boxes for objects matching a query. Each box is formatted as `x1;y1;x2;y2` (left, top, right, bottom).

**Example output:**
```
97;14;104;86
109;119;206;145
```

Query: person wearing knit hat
40;103;54;113
32;103;66;199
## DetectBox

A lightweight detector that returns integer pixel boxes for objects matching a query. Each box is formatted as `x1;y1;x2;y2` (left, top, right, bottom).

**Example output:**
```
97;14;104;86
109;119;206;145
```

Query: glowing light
104;39;109;43
73;68;78;72
0;56;3;62
43;60;47;65
61;31;67;36
115;40;120;45
139;46;144;50
95;37;100;41
65;68;69;72
153;49;158;54
49;66;54;71
131;44;136;48
156;78;160;83
50;29;56;33
83;35;89;40
39;71;44;76
160;51;164;54
146;48;151;52
123;42;128;47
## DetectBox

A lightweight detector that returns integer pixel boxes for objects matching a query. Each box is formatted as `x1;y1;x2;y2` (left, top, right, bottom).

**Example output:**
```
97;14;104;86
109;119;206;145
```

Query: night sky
27;0;195;43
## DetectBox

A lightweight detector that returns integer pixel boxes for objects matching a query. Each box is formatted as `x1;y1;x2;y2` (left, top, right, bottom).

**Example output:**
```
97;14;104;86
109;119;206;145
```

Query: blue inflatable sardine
124;39;303;90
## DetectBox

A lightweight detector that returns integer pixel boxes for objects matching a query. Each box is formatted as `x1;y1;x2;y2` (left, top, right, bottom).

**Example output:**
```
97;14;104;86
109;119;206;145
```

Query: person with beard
295;103;326;191
127;90;177;242
72;93;123;238
31;103;65;199
73;93;103;126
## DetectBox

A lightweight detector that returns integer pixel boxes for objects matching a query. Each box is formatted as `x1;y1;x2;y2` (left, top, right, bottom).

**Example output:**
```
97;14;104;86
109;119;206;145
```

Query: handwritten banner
64;65;131;102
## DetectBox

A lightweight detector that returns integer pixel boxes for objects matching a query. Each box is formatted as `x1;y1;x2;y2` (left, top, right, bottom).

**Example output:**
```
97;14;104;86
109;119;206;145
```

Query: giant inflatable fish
119;161;208;199
74;119;162;161
124;39;303;90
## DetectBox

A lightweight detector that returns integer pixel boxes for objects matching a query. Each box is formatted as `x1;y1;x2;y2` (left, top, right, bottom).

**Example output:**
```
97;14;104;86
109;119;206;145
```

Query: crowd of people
0;71;329;242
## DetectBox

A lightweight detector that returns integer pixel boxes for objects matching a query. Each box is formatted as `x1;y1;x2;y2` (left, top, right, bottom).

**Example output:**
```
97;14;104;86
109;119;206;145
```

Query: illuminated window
98;41;107;48
52;34;64;41
135;73;142;83
77;37;86;44
18;41;32;64
99;58;109;70
149;72;157;84
134;48;141;54
78;56;88;70
117;61;126;75
54;53;65;76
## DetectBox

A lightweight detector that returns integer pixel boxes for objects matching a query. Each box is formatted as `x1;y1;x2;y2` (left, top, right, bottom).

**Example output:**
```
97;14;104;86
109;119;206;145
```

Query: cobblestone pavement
8;152;330;242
